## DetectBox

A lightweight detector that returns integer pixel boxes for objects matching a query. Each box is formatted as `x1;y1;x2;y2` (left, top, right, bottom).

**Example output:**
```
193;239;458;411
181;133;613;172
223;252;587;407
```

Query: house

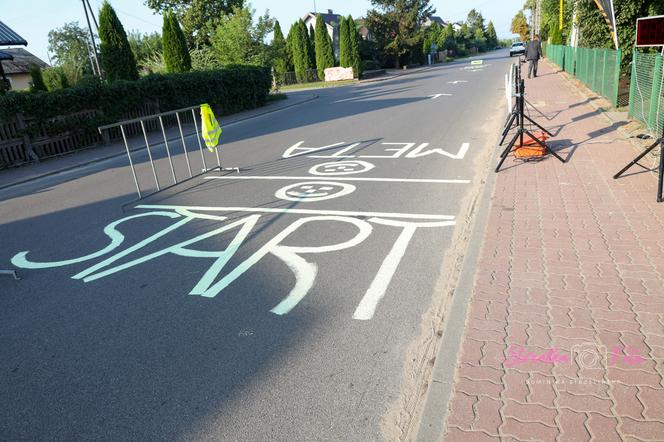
303;9;342;59
0;20;48;91
423;16;447;28
0;48;49;91
355;18;373;41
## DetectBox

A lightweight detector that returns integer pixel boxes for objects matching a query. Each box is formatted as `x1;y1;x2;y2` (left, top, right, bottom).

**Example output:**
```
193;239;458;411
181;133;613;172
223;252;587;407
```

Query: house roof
0;48;48;74
424;16;446;27
0;20;27;46
0;50;14;61
303;11;342;27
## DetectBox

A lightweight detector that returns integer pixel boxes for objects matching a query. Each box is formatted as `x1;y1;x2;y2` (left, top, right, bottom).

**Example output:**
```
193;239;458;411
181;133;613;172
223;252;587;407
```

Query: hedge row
0;65;272;128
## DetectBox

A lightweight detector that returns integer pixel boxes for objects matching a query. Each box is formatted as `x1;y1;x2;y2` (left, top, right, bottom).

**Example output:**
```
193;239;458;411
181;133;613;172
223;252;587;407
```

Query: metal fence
274;69;319;87
544;44;622;107
628;51;664;138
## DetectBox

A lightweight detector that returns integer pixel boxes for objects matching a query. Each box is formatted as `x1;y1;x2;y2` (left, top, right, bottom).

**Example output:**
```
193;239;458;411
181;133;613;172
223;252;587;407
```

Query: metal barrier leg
158;116;178;184
0;270;20;280
176;112;193;178
140;120;161;191
119;125;142;198
191;108;209;172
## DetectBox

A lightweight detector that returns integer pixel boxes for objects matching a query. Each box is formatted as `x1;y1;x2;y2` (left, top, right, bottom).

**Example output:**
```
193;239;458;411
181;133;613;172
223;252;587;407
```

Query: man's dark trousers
529;59;539;78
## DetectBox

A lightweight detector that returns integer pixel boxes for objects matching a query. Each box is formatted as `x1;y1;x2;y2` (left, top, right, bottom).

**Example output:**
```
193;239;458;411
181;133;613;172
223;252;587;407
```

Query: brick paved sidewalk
443;61;664;441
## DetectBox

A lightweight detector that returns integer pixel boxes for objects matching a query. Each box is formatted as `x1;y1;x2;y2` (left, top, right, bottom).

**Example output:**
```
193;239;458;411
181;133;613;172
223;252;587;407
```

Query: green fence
628;51;664;137
543;44;621;107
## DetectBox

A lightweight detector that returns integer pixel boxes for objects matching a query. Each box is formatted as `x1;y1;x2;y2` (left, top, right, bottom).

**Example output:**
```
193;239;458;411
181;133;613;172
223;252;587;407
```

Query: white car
510;42;526;57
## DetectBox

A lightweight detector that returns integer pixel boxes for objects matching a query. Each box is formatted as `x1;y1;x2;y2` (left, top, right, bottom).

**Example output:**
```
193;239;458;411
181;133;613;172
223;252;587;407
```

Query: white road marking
352;218;456;320
447;80;468;84
205;176;470;184
308;160;375;176
428;94;453;99
275;181;356;202
137;205;456;221
405;142;470;159
360;142;416;158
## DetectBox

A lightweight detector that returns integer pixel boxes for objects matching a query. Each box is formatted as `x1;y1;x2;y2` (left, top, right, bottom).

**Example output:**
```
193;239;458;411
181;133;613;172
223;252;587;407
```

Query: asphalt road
1;50;512;441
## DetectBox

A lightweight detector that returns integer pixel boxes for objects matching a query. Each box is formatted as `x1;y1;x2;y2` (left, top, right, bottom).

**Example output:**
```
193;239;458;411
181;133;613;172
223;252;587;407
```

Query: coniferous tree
486;21;498;49
306;24;316;72
98;0;138;81
291;20;310;82
348;15;361;77
29;66;48;92
314;14;335;79
163;11;191;73
272;20;289;79
339;16;351;67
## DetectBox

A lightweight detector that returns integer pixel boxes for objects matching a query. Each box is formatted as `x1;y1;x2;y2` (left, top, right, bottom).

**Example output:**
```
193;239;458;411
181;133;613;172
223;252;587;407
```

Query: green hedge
0;65;272;134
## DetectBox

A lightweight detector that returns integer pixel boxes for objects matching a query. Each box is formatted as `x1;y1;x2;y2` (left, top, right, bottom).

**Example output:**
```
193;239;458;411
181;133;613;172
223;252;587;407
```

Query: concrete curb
414;119;503;442
0;93;318;192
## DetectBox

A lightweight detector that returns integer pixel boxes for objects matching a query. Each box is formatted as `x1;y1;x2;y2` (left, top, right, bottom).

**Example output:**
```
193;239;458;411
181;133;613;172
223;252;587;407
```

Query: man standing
526;35;542;78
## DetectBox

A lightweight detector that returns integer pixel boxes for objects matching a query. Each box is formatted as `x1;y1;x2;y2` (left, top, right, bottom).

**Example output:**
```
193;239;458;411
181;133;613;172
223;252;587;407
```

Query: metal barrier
98;104;237;202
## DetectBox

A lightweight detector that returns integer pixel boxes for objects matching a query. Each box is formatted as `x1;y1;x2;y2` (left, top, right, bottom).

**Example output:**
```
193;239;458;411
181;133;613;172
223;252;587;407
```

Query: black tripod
500;60;554;147
613;132;664;202
495;78;566;173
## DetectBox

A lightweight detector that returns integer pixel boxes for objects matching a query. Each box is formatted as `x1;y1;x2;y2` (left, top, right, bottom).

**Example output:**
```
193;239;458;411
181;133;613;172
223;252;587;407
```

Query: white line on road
447;80;468;84
204;176;470;184
136;205;456;221
428;94;453;99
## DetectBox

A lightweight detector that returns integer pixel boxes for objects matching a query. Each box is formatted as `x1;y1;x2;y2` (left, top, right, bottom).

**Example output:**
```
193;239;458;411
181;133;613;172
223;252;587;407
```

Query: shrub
43;67;70;91
0;65;272;137
30;66;48;92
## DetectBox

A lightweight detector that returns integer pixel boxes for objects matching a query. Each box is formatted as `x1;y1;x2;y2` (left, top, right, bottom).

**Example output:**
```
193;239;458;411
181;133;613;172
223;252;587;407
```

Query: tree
98;1;138;81
366;0;435;68
128;30;162;63
339;16;350;67
348;15;361;77
314;14;335;79
145;0;245;46
466;9;485;35
42;67;70;90
473;27;487;52
47;22;94;84
511;10;530;41
163;11;191;72
272;20;290;78
29;66;48;92
439;22;456;52
486;21;498;49
287;20;311;82
305;23;316;71
211;6;274;66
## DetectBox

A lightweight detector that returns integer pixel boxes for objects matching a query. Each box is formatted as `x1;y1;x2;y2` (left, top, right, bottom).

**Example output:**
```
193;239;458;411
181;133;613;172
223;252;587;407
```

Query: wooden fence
0;101;194;168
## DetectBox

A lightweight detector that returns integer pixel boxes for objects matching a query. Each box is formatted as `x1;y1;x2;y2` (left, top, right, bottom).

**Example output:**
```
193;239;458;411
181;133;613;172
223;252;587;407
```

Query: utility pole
82;0;102;79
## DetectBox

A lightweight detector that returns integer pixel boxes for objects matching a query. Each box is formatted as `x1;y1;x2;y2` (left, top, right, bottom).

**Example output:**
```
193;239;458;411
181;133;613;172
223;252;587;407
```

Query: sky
0;0;524;65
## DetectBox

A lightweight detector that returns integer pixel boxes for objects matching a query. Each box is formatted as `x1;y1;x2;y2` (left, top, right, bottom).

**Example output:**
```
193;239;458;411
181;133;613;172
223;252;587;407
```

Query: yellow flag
200;103;222;152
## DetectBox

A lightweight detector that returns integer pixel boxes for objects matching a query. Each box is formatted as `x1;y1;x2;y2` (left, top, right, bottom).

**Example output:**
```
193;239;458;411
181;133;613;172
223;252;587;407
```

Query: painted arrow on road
447;81;468;85
428;94;453;99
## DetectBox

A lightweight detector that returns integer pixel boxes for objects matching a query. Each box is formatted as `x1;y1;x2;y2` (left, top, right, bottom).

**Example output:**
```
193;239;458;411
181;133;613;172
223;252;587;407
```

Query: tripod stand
500;60;553;147
495;78;566;173
613;131;664;202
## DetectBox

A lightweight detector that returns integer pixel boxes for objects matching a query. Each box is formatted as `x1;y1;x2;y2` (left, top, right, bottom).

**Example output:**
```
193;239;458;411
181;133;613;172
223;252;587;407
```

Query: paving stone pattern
444;61;664;441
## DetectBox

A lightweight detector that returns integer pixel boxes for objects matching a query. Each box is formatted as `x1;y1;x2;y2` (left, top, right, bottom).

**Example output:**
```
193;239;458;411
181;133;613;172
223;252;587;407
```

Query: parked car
510;42;525;57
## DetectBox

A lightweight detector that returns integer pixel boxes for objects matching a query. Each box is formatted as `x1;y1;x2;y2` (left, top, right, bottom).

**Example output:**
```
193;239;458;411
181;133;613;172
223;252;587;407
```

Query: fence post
15;113;39;162
648;54;662;130
591;49;598;92
628;51;637;117
612;49;622;108
600;50;608;98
